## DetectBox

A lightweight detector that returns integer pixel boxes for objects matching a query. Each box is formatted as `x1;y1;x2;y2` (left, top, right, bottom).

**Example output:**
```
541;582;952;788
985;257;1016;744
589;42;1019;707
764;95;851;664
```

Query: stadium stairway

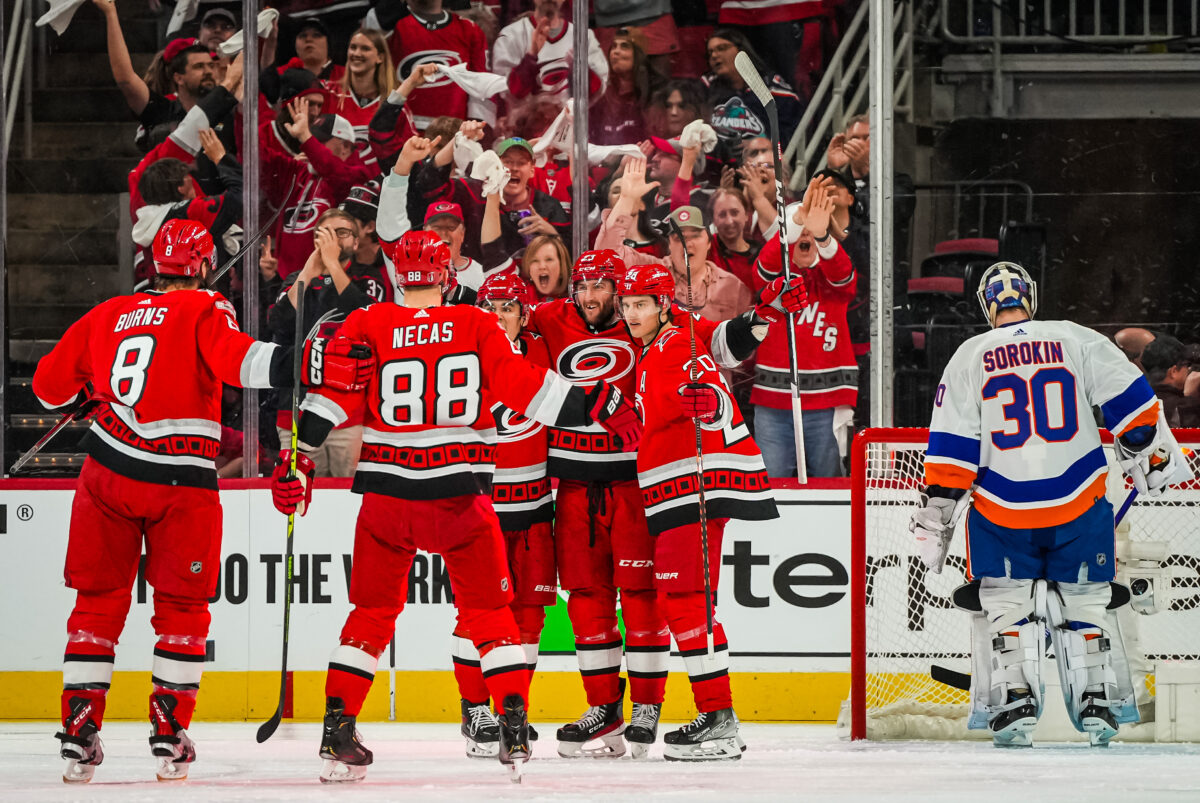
5;3;158;474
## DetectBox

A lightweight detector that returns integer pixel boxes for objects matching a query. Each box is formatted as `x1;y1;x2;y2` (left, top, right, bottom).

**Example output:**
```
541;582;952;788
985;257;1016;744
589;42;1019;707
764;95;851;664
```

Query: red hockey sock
566;587;623;705
663;591;732;713
451;630;490;704
460;605;528;711
326;606;396;716
620;588;670;705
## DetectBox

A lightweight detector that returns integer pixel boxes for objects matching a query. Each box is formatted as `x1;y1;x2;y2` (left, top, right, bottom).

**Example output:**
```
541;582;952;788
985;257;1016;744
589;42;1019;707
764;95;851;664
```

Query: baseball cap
201;8;237;28
667;206;706;230
278;67;323;103
340;180;381;223
311;114;355;143
424;201;464;225
495;137;534;158
295;18;330;38
649;136;683;157
812;167;856;200
163;37;201;64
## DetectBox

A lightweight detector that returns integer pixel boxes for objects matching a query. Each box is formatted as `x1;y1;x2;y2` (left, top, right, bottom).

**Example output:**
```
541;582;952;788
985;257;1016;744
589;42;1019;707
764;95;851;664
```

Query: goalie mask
977;261;1037;328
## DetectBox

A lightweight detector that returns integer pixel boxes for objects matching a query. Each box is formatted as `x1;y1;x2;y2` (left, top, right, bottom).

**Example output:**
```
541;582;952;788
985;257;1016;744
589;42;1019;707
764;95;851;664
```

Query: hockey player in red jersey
271;231;642;783
450;273;556;758
618;264;779;760
32;220;361;784
526;248;806;759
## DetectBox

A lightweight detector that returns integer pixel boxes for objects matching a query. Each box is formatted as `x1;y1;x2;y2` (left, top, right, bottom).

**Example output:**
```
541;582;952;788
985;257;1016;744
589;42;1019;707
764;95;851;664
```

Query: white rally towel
453;131;484;176
36;0;87;35
436;63;508;102
166;0;201;36
470;151;510;197
217;9;281;57
679;119;719;154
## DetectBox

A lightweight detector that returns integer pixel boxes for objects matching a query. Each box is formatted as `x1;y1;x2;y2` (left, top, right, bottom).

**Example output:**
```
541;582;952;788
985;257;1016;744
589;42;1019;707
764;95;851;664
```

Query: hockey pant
62;459;219;732
326;493;529;717
452;522;555;705
961;577;1137;731
656;519;731;714
556;480;670;706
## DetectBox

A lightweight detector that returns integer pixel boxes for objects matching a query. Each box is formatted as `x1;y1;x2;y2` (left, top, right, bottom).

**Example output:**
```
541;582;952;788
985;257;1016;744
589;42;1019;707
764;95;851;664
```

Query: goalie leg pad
967;578;1046;737
1046;581;1139;740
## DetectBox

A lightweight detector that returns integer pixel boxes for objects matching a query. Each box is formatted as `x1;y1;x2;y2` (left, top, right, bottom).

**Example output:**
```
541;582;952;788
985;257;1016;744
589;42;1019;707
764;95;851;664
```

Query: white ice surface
3;722;1200;802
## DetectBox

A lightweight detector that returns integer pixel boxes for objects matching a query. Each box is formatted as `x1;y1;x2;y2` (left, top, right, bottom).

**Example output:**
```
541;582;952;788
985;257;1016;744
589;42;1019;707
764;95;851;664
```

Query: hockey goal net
846;427;1200;741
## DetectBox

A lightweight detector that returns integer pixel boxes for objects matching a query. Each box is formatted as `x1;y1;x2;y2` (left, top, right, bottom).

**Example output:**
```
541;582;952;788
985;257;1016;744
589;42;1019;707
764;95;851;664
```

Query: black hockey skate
663;707;743;762
319;697;373;783
497;694;532;783
461;698;500;758
556;677;626;758
57;695;105;784
989;690;1038;748
1080;692;1118;748
149;694;196;781
625;702;662;759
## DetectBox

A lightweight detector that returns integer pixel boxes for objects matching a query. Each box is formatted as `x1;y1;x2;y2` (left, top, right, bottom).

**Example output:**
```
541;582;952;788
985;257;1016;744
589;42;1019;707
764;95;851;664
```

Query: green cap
495;137;534;158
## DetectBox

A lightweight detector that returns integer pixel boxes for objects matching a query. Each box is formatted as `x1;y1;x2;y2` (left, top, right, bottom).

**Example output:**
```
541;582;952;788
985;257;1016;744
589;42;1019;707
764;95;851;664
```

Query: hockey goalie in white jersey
910;262;1192;748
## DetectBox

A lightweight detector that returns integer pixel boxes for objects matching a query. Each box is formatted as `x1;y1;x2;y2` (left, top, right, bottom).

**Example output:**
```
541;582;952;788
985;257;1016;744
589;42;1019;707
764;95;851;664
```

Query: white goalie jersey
924;319;1163;529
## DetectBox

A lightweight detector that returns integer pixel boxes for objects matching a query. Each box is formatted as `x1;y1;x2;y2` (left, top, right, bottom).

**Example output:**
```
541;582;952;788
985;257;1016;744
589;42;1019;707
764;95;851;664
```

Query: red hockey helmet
152;218;215;277
570;248;626;291
382;230;452;287
478;272;536;310
618;264;675;309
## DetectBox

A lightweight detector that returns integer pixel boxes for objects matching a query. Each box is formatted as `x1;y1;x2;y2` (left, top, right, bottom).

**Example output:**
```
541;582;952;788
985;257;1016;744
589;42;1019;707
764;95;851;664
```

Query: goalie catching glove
910;489;969;573
271;450;316;516
754;275;810;325
302;338;375;392
585;381;643;452
1116;423;1183;498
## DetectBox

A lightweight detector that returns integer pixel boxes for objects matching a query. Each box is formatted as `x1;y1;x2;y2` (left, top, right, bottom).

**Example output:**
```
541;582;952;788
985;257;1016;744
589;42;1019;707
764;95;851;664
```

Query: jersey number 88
379;354;481;426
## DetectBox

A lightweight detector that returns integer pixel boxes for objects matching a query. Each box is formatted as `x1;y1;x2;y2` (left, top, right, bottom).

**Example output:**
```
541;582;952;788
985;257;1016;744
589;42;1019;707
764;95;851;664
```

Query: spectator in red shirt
708;188;760;291
324;28;396;170
260;18;346;104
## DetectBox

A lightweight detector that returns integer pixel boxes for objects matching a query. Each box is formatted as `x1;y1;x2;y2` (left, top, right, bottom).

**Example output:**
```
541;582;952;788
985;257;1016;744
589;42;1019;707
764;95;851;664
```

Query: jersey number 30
380;355;481;426
982;367;1078;449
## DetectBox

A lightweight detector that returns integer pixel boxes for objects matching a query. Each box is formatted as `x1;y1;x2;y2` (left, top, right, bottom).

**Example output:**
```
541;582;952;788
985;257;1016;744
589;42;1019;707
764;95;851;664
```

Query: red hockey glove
754;275;810;325
677;382;723;424
65;381;101;421
271;450;316;516
586;381;643;452
303;338;375;392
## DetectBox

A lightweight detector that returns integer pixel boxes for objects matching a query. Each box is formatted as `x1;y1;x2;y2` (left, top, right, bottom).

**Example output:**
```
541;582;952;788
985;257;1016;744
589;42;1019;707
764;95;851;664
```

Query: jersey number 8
379;354;481;426
982;367;1078;449
111;335;157;406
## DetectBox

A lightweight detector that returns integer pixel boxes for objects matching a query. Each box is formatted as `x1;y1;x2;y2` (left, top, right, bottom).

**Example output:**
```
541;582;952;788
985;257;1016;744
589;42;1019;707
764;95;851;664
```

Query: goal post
848;426;1200;742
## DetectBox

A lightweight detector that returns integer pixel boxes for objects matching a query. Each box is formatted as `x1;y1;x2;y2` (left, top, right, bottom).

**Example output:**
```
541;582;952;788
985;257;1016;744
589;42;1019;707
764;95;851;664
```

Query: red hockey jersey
389;12;488;127
323;87;381;170
751;235;859;411
527;299;729;482
32;290;285;489
489;331;553;530
299;303;592;500
634;327;777;533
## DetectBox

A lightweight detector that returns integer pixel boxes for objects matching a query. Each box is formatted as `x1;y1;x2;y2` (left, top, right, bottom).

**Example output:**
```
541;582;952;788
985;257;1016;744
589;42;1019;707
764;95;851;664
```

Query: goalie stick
733;51;808;482
670;218;716;661
257;278;307;744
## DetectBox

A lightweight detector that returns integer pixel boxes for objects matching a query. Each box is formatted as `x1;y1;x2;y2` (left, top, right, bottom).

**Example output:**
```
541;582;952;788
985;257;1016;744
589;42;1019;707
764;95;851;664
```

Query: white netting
851;429;1200;740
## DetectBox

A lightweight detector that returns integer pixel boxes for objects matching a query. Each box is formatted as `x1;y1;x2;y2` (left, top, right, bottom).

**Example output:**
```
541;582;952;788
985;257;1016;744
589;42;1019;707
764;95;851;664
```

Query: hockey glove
677;382;723;424
63;381;101;421
754;275;810;325
1116;433;1181;498
271;450;316;516
909;494;961;573
586;381;643;452
303;338;375;392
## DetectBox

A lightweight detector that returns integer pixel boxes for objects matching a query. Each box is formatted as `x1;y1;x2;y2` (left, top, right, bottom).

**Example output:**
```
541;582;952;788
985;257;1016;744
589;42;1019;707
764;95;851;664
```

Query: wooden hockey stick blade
930;664;971;691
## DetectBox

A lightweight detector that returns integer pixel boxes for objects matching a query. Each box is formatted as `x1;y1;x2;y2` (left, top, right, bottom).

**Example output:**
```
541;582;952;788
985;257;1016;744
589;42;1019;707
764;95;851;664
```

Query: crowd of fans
1115;328;1200;428
92;0;872;478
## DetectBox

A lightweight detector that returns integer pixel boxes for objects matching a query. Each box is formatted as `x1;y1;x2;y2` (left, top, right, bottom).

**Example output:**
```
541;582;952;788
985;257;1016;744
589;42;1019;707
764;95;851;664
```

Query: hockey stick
669;218;716;660
9;406;90;474
735;51;808;483
257;277;306;744
931;664;971;692
209;174;298;287
388;635;397;722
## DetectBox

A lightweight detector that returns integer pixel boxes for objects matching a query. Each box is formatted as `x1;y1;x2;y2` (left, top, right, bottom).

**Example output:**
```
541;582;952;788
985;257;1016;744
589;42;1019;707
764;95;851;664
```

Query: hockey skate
57;696;104;784
461;698;500;758
319;697;373;783
1080;692;1119;748
989;690;1039;748
149;694;196;781
625;702;662;759
497;694;532;783
556;678;626;758
663;708;743;762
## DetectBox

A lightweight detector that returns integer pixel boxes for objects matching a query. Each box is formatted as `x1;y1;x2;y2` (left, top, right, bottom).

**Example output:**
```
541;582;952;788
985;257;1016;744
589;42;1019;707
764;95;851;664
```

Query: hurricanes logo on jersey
492;403;544;441
557;339;635;383
397;50;462;88
538;58;570;94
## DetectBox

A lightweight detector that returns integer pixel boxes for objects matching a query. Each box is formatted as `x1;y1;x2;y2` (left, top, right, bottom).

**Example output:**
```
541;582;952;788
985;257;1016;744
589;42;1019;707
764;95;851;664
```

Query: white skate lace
572;705;607;730
630;704;658;730
467;705;497;732
679;712;710;733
